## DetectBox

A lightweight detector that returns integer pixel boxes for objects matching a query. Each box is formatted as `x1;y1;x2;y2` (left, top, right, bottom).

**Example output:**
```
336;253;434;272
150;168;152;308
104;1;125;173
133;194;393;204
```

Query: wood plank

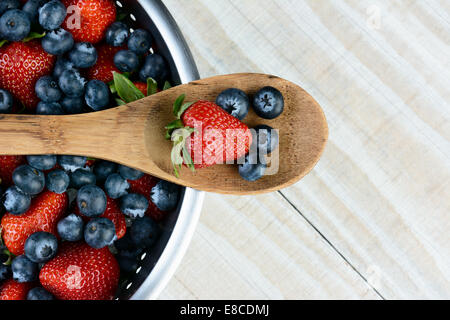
160;0;450;299
159;192;379;299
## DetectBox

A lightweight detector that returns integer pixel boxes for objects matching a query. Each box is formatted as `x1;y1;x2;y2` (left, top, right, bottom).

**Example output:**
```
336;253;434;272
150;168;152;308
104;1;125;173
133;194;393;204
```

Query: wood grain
0;74;328;195
160;0;450;299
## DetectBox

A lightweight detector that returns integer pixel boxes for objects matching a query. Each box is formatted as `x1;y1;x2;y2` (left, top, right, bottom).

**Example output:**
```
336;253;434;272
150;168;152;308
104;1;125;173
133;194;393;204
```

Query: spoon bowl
0;73;328;195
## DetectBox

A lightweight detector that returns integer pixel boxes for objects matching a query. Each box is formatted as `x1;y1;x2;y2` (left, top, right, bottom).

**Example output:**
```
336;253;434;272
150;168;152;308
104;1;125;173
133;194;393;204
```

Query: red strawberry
40;242;120;300
62;0;116;44
168;98;252;172
74;196;126;239
0;280;33;301
1;191;68;256
85;159;96;167
101;197;126;239
0;41;56;111
0;156;26;187
133;82;148;96
128;174;169;222
87;44;123;82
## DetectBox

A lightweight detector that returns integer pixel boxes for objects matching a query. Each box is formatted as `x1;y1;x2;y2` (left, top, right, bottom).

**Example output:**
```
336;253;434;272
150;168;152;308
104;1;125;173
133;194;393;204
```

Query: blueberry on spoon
253;86;284;119
216;88;250;120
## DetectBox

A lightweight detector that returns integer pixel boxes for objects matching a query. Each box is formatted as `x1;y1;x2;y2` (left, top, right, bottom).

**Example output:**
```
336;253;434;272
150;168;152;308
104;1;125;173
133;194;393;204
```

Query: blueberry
114;50;139;72
105;173;129;199
105;21;129;47
120;193;148;218
0;264;11;282
77;185;107;217
130;216;160;248
139;54;168;83
93;161;117;184
24;232;58;263
27;155;57;171
11;255;38;283
252;125;279;155
118;165;144;181
27;287;54;300
46;169;69;194
216;88;250;120
58;68;86;98
0;0;20;16
114;232;136;252
238;154;267;182
57;155;86;172
13;165;45;195
69;42;98;68
84;217;116;249
128;29;152;55
22;0;49;23
36;101;65;115
2;186;31;215
57;213;83;241
38;0;66;30
41;28;74;55
0;89;13;114
252;86;284;119
85;80;110;111
53;57;75;79
0;9;31;41
150;180;180;211
70;168;96;189
116;254;138;273
60;96;84;114
35;76;62;103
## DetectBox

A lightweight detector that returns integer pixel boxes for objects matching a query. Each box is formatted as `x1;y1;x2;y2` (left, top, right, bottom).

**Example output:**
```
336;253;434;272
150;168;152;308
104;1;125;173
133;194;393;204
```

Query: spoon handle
0;110;132;159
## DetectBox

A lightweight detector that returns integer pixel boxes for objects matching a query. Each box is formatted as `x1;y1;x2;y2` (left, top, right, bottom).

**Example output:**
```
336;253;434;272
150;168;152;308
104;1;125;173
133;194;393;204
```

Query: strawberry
85;159;96;167
0;279;34;301
87;44;123;82
167;96;252;174
133;82;148;96
1;191;68;256
74;196;126;239
128;174;169;222
0;41;56;111
0;156;26;187
62;0;116;44
40;242;119;300
101;197;126;239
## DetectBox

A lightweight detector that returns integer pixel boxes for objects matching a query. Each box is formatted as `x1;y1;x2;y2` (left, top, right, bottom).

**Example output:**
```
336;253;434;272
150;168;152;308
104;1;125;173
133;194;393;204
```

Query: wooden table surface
159;0;450;299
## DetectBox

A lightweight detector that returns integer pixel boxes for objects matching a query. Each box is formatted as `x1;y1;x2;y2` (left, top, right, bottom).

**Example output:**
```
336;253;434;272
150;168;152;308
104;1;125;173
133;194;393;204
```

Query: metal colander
112;0;203;300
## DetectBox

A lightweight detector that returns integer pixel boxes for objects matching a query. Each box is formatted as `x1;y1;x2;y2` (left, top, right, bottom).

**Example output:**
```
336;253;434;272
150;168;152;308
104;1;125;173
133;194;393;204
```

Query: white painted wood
160;0;450;299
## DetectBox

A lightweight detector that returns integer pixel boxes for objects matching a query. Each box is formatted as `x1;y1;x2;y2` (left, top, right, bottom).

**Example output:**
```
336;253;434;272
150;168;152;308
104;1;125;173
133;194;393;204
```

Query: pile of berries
167;86;284;181
0;0;179;300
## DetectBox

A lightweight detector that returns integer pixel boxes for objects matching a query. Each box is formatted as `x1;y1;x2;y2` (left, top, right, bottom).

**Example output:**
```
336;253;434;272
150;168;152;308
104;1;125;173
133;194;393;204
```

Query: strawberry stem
166;94;197;177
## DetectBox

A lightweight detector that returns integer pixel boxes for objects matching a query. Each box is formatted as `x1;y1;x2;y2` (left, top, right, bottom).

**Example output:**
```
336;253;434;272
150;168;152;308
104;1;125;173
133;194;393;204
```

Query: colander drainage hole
115;1;123;8
136;266;142;274
126;282;133;290
130;14;136;21
140;253;147;260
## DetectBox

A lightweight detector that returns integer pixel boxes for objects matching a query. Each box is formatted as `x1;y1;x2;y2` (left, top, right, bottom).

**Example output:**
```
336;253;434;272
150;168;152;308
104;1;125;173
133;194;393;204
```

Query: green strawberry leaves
166;94;196;177
110;73;172;106
171;127;196;177
0;31;46;48
147;78;158;96
113;72;145;103
172;94;194;119
23;31;46;42
163;81;172;91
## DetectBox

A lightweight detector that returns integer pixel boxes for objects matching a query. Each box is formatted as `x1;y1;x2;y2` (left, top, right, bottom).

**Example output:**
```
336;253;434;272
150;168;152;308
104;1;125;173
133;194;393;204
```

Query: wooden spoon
0;73;328;195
